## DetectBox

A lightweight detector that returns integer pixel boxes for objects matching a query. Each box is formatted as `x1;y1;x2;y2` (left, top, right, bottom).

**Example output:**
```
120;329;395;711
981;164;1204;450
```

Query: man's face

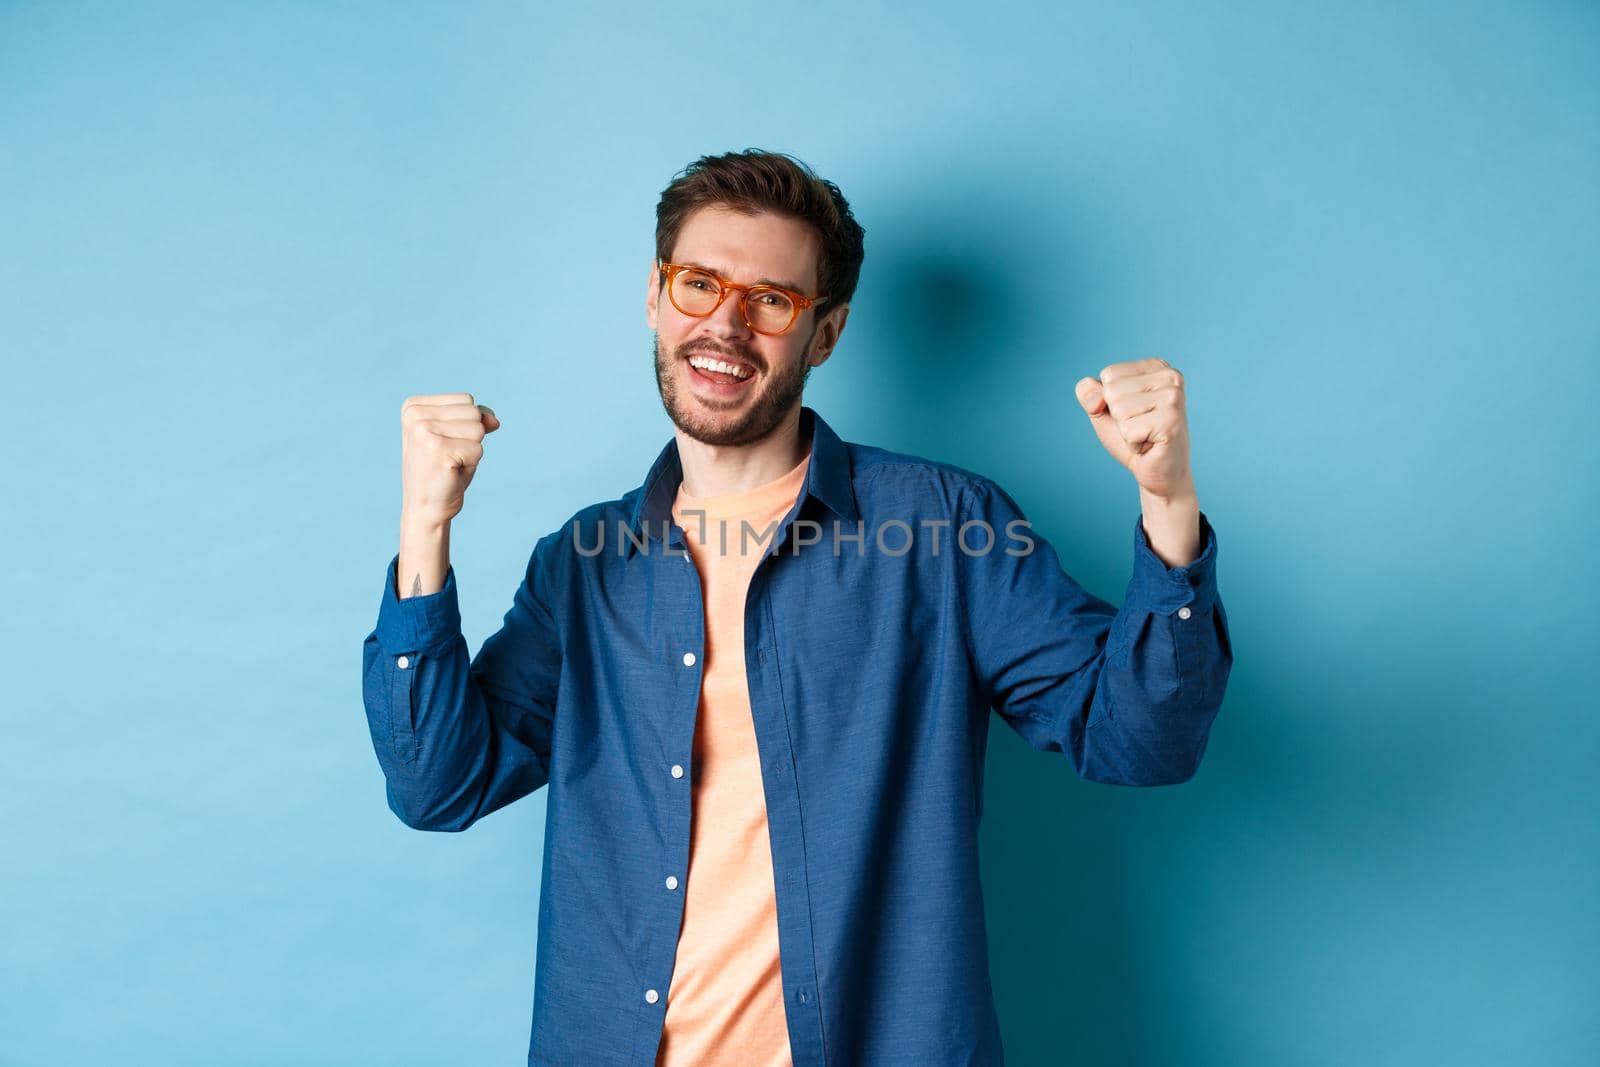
647;204;847;447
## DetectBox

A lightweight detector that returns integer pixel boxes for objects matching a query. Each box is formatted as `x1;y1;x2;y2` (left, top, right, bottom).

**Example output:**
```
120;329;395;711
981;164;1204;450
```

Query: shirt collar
623;405;858;557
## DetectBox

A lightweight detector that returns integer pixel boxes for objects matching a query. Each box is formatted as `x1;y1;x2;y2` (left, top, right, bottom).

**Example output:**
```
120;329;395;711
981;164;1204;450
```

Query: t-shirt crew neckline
673;446;811;518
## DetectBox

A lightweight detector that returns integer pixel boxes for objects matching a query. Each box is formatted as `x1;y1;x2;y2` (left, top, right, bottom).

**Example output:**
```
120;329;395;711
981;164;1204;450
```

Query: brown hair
655;149;866;315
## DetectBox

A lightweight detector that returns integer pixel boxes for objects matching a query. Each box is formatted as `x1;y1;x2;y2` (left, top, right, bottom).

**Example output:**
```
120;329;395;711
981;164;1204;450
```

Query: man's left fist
1074;358;1195;502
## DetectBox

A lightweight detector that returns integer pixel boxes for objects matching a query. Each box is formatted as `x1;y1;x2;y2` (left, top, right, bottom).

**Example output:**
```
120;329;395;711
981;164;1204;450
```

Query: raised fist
1074;359;1195;503
399;392;501;526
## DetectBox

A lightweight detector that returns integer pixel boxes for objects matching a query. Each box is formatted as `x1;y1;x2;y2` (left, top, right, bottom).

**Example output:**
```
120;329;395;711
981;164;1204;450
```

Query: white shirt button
1177;607;1192;620
665;875;679;890
670;764;684;779
645;988;659;1004
682;652;696;666
396;655;410;669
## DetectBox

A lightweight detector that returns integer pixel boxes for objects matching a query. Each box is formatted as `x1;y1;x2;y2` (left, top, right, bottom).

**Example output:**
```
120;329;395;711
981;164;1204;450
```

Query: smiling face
647;204;848;447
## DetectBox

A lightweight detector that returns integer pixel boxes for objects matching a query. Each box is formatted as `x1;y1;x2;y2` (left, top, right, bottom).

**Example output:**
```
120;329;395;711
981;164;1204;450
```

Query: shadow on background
850;161;1578;1065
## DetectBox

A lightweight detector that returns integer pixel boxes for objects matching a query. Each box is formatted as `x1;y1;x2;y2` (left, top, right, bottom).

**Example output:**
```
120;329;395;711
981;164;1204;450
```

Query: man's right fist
400;392;501;527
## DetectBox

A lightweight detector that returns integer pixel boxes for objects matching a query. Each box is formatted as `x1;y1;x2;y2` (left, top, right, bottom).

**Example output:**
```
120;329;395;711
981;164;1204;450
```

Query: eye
677;268;720;292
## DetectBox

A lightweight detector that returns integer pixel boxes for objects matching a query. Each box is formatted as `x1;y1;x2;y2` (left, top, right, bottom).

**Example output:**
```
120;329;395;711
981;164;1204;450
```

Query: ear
806;303;850;368
646;260;662;330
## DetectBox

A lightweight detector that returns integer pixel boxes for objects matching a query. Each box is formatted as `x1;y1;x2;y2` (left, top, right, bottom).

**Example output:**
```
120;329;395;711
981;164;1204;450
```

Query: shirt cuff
375;553;463;656
1126;509;1220;616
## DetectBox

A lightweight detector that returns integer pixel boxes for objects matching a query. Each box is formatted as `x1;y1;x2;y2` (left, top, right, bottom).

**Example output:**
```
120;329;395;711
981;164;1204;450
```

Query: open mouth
685;351;757;391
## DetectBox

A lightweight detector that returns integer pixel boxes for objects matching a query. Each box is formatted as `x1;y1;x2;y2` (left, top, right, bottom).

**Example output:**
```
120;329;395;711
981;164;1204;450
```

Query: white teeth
688;355;752;379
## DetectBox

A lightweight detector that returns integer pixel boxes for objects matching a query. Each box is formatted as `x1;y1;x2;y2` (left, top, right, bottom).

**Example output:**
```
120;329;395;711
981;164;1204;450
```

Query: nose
702;286;754;339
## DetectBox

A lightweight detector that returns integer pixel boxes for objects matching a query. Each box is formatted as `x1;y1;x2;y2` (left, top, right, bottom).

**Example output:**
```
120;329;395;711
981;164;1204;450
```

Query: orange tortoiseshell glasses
657;259;828;336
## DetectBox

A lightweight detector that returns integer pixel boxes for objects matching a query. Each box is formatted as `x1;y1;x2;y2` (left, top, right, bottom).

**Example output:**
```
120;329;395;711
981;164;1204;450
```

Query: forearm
1082;615;1228;785
960;477;1230;786
399;516;451;598
361;629;541;831
363;546;557;832
1138;486;1201;569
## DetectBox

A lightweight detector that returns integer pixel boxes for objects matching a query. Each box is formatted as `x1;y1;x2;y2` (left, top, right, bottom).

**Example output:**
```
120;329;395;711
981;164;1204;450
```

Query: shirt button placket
665;637;697;1018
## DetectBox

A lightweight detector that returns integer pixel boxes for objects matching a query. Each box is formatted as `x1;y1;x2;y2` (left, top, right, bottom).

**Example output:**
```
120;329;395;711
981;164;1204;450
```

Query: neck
676;406;809;498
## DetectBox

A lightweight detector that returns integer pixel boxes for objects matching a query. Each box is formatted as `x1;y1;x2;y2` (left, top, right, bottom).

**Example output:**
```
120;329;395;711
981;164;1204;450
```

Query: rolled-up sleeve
957;478;1233;786
360;531;564;830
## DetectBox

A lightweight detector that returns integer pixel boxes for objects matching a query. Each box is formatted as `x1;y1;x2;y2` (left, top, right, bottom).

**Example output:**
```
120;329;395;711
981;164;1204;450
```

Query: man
362;149;1232;1066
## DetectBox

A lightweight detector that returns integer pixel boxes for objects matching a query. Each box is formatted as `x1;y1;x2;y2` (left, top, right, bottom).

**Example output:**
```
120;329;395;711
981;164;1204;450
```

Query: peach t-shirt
655;447;810;1067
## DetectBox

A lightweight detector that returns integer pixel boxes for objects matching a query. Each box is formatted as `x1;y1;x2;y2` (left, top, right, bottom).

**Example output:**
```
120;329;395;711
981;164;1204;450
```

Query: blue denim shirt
361;405;1232;1066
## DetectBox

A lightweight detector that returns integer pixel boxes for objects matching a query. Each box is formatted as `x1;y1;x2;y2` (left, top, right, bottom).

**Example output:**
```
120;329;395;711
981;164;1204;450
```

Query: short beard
652;324;817;447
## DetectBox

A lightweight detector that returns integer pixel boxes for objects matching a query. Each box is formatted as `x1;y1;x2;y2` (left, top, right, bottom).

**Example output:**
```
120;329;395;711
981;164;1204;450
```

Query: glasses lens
670;268;721;315
746;287;797;334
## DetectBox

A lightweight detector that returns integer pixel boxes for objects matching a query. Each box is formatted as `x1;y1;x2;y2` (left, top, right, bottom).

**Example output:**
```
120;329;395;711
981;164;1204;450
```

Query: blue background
3;1;1595;1063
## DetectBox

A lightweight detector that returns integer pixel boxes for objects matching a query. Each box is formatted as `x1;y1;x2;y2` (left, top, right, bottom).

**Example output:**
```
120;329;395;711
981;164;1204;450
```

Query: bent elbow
386;782;478;833
1081;707;1215;787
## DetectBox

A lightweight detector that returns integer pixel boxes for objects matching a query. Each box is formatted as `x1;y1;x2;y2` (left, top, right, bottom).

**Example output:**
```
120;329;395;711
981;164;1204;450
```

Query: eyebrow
681;260;811;296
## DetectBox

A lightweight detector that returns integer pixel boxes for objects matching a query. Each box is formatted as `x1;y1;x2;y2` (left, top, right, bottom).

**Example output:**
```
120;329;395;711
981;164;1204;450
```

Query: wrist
401;511;452;538
1138;482;1199;511
1137;486;1201;569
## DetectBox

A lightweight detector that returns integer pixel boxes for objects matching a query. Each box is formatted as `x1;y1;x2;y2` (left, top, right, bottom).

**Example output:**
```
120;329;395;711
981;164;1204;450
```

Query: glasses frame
657;259;828;336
